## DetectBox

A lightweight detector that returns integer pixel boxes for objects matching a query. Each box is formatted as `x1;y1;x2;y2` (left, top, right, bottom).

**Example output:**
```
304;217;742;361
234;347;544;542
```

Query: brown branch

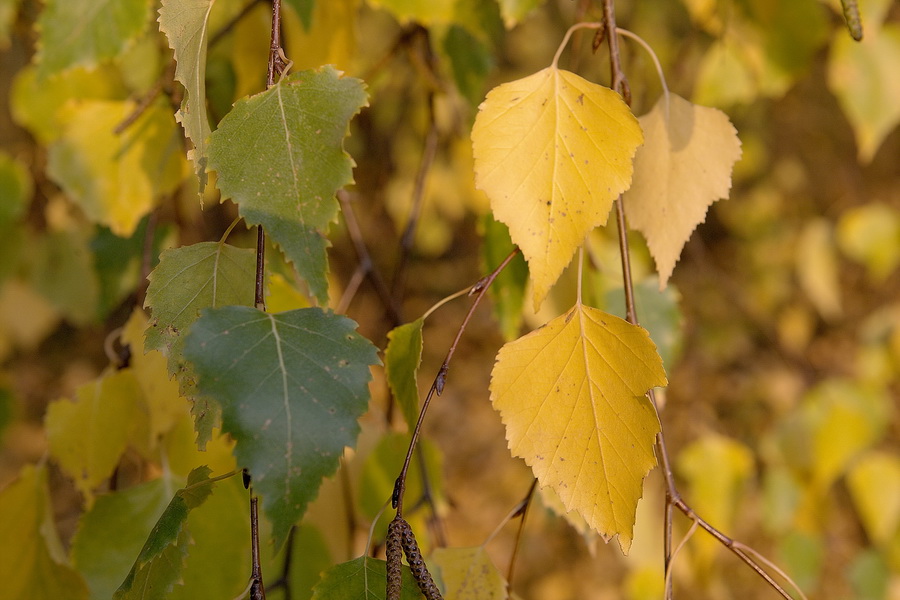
391;249;521;515
250;493;267;600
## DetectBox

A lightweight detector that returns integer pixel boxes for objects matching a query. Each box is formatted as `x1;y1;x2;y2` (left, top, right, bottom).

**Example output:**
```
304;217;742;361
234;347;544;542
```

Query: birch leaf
36;0;151;77
309;556;423;600
623;94;741;288
431;546;508;600
384;319;424;432
208;66;367;304
183;305;379;548
472;67;642;309
158;0;216;190
490;304;666;552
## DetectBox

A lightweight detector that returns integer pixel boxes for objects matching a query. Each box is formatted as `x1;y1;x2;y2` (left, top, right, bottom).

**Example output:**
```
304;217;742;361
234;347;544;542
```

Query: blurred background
1;0;899;598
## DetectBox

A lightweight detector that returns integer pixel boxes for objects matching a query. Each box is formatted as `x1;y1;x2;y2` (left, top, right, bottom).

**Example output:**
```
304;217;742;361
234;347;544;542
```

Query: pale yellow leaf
847;451;900;546
490;304;666;552
45;370;143;502
431;546;508;600
795;218;842;319
624;94;741;287
473;68;643;309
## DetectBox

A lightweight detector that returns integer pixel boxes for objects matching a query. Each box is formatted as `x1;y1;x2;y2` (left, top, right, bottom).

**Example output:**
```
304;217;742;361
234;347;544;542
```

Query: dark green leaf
183;305;379;548
285;0;315;30
442;25;493;105
207;66;368;303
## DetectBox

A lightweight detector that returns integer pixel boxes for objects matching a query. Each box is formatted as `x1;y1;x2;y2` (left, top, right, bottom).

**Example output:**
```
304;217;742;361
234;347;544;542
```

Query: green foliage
208;67;368;303
183;306;379;548
385;319;425;431
310;556;424;600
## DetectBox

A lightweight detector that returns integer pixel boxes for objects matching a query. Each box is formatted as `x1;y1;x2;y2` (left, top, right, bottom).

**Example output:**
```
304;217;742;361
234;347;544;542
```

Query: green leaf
310;556;424;600
169;475;250;600
285;0;315;30
442;25;493;105
36;0;152;77
481;214;527;342
114;467;218;600
71;478;173;599
29;228;101;325
385;319;424;432
605;278;683;370
183;305;379;548
0;151;32;226
158;0;216;190
207;66;368;303
0;465;90;600
45;370;143;502
144;240;256;443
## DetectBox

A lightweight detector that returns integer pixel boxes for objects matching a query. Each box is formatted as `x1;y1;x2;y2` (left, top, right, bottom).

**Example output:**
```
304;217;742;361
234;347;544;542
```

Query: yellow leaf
473;68;643;309
847;451;900;546
623;94;741;287
121;309;189;447
0;465;89;600
47;100;187;236
795;218;842;319
490;304;666;552
45;370;143;503
430;546;508;600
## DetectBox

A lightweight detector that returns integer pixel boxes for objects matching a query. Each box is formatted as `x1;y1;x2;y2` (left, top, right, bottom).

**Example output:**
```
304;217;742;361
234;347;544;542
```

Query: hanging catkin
386;516;405;600
397;517;444;600
840;0;863;41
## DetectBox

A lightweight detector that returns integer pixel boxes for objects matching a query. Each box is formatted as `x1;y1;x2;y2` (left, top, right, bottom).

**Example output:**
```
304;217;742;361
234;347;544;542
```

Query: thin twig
392;249;521;515
392;92;439;300
505;479;538;594
338;191;403;324
250;494;267;600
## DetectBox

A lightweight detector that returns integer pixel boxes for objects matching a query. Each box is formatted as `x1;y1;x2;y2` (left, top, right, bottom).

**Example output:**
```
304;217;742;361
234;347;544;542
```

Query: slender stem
338;191;403;325
392;92;439;300
505;479;538;594
420;285;472;322
392;249;521;515
615;27;670;117
250;494;267;600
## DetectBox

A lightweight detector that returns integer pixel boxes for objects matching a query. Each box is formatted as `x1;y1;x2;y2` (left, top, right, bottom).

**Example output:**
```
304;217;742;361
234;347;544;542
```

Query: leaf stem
392;249;520;516
505;479;537;595
615;27;670;118
552;22;602;70
420;285;473;322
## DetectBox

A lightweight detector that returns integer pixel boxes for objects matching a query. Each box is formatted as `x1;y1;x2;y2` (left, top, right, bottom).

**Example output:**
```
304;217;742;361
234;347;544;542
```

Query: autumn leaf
490;304;666;552
367;0;454;24
496;0;544;28
46;100;186;237
846;451;900;546
623;94;741;288
431;546;508;599
472;67;642;309
158;0;216;190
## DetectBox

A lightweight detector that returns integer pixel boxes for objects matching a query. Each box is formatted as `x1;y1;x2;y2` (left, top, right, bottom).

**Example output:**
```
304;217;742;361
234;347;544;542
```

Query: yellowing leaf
431;546;508;599
795;218;842;319
47;100;186;236
623;94;741;287
473;68;642;309
368;0;455;24
159;0;216;190
0;465;89;600
497;0;544;28
45;370;143;502
676;434;753;569
828;22;900;162
836;203;900;282
490;304;666;552
847;451;900;546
